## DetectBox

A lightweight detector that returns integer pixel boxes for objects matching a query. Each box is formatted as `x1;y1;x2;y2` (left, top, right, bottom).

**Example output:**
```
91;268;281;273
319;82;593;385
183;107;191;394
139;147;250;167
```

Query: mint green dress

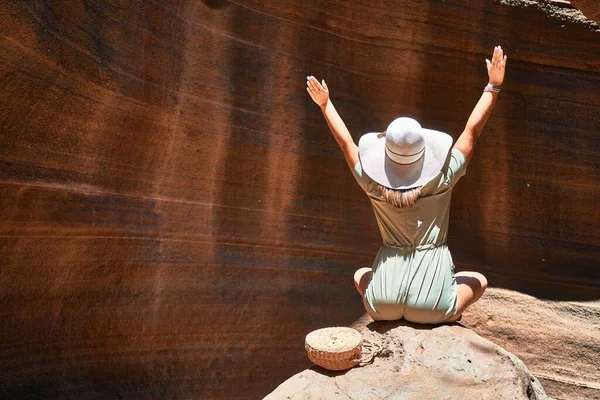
352;148;467;324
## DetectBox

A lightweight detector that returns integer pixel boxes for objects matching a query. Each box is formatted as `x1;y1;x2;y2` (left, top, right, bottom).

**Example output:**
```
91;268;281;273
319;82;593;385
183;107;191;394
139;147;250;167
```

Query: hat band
385;145;425;165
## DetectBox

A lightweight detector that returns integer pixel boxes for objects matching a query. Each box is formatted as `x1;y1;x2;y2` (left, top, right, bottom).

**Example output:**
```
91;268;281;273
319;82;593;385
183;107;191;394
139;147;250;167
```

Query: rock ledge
265;315;549;400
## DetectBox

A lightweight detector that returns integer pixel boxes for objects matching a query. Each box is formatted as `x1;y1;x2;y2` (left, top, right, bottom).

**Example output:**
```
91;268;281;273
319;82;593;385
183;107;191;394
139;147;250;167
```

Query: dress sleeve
352;161;371;192
445;148;468;188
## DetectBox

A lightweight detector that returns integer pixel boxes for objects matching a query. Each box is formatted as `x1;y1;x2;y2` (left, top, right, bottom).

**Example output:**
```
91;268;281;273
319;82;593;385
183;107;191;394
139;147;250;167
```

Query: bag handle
354;338;384;367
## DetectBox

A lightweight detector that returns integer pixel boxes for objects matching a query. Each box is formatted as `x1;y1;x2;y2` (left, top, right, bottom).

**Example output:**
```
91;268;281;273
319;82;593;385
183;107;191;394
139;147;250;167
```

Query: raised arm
306;76;359;169
454;46;507;163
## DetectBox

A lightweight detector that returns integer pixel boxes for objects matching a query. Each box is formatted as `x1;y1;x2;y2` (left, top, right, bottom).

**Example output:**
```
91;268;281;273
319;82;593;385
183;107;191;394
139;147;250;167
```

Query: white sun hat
358;117;453;190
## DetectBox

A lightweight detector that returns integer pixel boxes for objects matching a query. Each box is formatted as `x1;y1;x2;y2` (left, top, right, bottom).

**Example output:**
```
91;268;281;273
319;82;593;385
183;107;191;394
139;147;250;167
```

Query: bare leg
353;267;372;296
446;271;488;323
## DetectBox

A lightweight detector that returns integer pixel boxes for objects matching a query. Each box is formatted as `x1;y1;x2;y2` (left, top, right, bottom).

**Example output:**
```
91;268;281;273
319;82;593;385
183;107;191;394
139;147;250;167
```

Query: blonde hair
377;185;422;208
375;130;421;208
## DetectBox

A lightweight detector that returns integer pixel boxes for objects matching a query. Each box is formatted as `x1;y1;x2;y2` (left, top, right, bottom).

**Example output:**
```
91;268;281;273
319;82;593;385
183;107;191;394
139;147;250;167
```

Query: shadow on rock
309;365;351;378
201;0;229;9
366;318;463;334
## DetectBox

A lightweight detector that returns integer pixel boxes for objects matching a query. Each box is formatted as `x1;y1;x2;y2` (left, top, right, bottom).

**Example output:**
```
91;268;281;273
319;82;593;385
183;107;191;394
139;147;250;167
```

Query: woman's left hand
306;76;329;109
486;46;507;87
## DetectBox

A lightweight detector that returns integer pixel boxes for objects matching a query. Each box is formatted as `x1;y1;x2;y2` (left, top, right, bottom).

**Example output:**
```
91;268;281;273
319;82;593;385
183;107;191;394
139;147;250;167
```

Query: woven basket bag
305;327;362;371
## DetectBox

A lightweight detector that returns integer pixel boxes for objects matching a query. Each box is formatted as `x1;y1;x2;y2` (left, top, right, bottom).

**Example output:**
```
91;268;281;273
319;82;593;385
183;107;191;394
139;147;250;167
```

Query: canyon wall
571;0;600;23
1;1;598;398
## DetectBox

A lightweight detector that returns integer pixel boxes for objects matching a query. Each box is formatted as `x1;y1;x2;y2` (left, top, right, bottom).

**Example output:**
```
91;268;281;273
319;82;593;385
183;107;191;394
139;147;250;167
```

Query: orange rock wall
1;1;598;398
571;0;600;23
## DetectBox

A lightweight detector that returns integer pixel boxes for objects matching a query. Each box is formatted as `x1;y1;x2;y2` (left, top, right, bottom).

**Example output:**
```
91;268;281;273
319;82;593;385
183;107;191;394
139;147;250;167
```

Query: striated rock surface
1;0;599;399
265;315;549;400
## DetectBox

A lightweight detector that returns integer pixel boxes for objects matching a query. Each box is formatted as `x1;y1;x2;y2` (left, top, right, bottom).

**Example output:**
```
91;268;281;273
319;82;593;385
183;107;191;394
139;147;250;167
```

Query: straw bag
305;327;362;371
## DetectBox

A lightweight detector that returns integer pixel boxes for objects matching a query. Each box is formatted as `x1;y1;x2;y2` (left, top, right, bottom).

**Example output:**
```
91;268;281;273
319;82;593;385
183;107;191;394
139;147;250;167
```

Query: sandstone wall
1;1;598;398
571;0;600;23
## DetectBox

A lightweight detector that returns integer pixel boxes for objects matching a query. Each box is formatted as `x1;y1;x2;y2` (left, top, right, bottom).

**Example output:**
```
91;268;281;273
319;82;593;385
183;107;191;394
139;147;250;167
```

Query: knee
354;267;371;283
475;272;488;294
479;273;488;289
353;267;372;294
457;271;488;295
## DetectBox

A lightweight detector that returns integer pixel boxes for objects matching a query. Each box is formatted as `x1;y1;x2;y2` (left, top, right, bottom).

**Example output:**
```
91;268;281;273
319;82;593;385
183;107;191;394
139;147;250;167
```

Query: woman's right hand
486;46;507;87
306;75;330;109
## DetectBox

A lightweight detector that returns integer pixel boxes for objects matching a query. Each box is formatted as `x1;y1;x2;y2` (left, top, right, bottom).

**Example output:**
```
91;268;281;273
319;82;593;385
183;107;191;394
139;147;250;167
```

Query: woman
306;46;507;324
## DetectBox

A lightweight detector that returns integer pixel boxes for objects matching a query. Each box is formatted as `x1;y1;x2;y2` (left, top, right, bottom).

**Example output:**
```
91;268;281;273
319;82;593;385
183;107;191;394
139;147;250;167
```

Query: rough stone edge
496;0;600;31
265;322;553;400
494;345;553;400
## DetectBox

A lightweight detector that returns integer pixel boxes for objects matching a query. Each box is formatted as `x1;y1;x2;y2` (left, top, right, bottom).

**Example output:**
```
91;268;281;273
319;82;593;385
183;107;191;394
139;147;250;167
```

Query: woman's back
352;148;467;249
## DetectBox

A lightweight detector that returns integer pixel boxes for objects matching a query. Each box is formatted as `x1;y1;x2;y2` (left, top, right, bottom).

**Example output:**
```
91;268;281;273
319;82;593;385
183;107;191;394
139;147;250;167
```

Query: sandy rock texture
498;0;599;31
465;288;600;400
265;315;549;400
1;0;599;398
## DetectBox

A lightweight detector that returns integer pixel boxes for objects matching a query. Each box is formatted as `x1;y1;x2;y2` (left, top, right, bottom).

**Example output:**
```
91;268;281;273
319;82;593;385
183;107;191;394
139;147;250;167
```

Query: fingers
305;77;316;100
306;85;318;102
312;76;323;90
497;46;507;70
489;45;508;70
493;46;505;64
493;46;500;67
306;75;322;92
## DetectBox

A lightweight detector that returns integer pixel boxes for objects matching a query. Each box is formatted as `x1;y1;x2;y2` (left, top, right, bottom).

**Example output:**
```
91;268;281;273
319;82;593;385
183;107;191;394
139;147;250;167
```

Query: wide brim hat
358;118;453;190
